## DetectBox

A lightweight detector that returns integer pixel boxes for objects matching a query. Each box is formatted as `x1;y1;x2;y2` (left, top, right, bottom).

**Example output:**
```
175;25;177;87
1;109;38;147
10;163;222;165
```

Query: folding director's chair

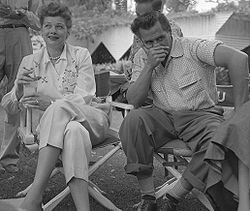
16;100;133;211
153;105;250;211
1;71;133;211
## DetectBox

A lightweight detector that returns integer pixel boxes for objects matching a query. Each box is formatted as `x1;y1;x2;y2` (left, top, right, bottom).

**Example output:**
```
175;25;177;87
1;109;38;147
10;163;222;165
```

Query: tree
205;0;235;3
165;0;197;13
205;0;239;11
115;0;128;12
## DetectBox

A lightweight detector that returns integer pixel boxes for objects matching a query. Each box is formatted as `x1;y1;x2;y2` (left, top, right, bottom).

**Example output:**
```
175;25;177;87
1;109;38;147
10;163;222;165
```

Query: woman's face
41;16;69;48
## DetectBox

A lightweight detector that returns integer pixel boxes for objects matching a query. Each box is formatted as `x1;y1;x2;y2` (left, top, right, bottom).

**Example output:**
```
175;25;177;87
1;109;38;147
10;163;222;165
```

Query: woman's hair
38;2;72;29
131;11;171;38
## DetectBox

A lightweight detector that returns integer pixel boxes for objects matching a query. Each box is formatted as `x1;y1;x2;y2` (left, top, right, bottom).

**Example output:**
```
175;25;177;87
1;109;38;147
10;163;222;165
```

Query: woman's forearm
1;90;21;114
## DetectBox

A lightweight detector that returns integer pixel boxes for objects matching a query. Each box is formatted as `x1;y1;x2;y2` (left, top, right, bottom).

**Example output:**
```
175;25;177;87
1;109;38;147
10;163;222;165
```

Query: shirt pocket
151;73;163;93
176;70;205;106
177;70;201;89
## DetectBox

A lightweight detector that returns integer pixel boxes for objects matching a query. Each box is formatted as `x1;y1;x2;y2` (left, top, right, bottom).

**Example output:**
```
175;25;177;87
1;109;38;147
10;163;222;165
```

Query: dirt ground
0;105;208;211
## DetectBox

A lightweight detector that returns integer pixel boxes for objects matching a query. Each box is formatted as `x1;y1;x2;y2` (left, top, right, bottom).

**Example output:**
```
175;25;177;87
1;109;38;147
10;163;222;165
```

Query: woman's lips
48;36;59;41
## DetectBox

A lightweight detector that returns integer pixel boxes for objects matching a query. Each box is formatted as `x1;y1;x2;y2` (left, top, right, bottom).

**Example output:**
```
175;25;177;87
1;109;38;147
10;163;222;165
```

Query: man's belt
0;24;26;29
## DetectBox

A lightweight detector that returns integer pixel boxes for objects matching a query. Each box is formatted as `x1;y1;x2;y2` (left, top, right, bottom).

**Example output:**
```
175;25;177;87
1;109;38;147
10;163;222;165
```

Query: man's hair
131;11;171;38
135;0;163;12
152;0;163;11
38;2;72;29
134;0;153;3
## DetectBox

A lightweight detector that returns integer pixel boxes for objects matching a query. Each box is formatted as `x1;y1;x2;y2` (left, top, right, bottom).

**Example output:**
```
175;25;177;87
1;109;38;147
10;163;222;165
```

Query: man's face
136;2;153;16
139;21;172;51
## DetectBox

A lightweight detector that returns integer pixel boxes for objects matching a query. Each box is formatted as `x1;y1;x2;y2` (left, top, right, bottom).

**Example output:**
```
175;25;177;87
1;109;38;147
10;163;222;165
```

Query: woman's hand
20;93;52;111
15;67;41;100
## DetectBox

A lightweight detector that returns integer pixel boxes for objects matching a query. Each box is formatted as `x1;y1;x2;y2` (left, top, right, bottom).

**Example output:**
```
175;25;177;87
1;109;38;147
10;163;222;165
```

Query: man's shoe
157;193;179;211
135;195;157;211
136;199;157;211
4;164;19;173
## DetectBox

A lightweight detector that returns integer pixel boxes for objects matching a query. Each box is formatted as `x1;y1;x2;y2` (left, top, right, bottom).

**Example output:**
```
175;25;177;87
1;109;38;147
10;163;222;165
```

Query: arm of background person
214;45;249;109
63;48;96;105
1;56;32;114
20;0;40;31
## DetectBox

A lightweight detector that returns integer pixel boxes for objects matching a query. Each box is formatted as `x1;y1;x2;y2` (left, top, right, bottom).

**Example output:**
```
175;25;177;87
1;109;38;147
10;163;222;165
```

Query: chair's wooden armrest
19;107;35;145
110;101;134;110
172;149;192;157
157;139;193;157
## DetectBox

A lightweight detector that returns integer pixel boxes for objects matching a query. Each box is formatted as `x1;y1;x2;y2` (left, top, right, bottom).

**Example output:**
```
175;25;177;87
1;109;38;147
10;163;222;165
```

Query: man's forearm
126;64;153;107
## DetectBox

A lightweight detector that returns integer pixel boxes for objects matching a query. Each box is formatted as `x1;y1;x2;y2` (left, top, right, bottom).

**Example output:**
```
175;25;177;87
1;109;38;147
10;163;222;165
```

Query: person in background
0;0;40;173
2;2;110;211
119;11;249;211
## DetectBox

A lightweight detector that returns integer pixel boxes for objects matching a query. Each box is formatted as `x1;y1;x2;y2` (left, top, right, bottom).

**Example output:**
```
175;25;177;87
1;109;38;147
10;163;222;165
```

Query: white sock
167;178;191;200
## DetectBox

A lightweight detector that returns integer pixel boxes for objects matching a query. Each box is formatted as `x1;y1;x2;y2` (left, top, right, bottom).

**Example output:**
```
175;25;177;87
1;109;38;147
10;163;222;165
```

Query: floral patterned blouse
6;43;96;113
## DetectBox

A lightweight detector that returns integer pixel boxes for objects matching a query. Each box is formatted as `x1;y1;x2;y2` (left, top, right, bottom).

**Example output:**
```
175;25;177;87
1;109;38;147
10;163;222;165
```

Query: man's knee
121;109;145;130
119;109;145;141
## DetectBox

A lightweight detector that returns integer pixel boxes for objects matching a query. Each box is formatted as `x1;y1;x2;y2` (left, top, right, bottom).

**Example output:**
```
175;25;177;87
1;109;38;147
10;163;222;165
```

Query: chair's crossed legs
14;142;122;211
154;152;214;211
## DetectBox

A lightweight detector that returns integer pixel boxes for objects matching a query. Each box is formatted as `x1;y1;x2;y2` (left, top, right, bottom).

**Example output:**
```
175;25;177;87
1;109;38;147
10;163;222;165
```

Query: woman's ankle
20;197;43;211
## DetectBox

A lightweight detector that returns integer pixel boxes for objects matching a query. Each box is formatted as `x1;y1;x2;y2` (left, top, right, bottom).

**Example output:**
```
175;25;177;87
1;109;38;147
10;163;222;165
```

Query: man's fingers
24;104;40;109
151;48;169;55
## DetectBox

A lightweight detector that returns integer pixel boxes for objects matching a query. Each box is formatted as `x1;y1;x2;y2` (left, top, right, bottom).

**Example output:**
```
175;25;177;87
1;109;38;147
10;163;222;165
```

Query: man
128;0;182;66
119;11;249;211
0;0;40;173
117;0;182;106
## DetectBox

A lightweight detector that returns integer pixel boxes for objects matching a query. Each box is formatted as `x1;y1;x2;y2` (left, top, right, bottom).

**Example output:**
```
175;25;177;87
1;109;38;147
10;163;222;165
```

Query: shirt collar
169;37;184;58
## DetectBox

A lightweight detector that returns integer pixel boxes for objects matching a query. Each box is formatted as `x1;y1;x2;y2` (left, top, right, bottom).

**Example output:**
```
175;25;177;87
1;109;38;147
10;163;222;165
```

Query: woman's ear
66;29;71;38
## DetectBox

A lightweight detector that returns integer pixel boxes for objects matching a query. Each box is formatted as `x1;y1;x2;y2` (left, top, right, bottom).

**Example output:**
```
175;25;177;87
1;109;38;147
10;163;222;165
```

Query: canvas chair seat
12;97;132;211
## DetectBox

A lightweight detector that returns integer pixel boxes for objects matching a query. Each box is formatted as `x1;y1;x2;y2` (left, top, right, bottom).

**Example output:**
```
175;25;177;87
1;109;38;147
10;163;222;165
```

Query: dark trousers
119;105;224;191
0;27;32;166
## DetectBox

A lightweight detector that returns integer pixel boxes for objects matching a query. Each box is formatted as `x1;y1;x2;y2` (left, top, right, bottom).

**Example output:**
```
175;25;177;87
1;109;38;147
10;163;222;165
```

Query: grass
0;106;208;211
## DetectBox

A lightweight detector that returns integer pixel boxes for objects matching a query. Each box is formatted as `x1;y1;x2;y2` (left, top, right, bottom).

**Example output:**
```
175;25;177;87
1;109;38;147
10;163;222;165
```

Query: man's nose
152;41;160;47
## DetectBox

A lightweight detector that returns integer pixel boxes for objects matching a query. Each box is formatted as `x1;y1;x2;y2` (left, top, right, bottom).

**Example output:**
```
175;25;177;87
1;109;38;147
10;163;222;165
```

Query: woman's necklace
49;55;61;61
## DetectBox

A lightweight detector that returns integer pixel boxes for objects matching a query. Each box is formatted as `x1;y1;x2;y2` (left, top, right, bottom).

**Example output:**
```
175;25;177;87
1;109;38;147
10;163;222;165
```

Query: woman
205;101;250;210
2;2;109;211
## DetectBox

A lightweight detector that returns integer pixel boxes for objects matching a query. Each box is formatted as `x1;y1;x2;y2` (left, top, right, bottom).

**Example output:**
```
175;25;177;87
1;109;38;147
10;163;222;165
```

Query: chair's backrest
95;70;111;98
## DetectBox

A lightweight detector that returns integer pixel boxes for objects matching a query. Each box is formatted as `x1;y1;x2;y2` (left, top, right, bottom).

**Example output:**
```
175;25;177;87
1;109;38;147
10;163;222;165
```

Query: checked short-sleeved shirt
131;37;223;111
